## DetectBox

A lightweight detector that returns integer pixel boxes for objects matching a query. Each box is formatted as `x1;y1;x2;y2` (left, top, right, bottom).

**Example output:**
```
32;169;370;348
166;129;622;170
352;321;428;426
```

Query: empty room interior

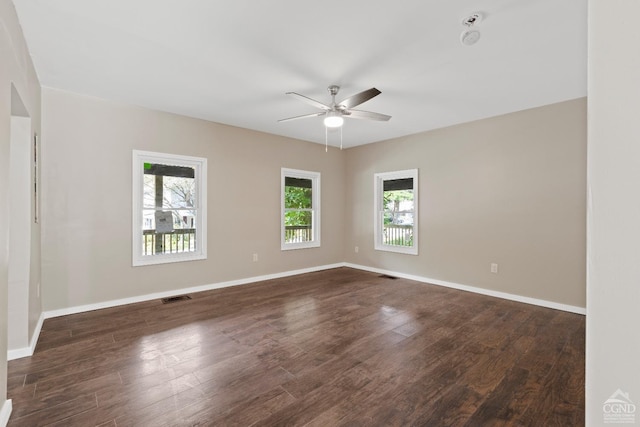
1;0;639;426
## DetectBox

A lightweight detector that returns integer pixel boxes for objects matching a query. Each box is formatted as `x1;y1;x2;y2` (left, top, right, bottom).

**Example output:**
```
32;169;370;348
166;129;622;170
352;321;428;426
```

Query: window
132;150;207;266
374;169;418;255
281;168;320;250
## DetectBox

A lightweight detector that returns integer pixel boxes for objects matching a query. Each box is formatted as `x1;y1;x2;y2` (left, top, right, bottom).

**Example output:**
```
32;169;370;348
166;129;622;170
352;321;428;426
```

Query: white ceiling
12;0;587;148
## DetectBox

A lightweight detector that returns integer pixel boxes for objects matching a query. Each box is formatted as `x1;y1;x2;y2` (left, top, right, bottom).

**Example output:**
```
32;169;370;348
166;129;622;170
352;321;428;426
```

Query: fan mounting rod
328;85;341;110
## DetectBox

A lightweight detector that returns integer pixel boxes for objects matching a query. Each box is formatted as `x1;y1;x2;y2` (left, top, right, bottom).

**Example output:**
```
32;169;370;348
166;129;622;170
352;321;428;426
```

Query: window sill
133;252;207;267
374;244;418;255
281;241;321;251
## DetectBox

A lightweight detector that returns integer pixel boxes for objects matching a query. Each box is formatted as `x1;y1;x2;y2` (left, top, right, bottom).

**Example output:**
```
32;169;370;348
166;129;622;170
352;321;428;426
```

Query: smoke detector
460;12;483;46
460;30;481;46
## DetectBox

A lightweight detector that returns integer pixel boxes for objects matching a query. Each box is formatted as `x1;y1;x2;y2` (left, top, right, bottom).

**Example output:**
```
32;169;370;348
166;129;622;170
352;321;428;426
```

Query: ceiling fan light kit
324;111;344;128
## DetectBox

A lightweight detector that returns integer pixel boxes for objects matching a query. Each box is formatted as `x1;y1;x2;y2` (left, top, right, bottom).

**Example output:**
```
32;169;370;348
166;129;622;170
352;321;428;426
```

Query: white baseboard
42;262;585;322
7;311;45;361
44;263;345;319
0;400;12;427
345;263;586;315
9;262;584;362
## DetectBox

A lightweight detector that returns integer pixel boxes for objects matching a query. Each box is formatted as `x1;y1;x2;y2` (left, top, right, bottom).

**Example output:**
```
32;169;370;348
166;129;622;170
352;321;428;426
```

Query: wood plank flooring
7;268;585;426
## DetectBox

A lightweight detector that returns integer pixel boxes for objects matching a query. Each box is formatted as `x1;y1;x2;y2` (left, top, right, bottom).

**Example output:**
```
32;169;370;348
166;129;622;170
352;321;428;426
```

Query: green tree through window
282;169;320;249
284;179;312;229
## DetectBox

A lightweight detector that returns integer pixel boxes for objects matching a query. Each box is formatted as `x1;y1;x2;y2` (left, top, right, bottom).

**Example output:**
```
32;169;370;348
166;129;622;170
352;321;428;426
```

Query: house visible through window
281;168;320;250
133;151;207;266
374;169;418;255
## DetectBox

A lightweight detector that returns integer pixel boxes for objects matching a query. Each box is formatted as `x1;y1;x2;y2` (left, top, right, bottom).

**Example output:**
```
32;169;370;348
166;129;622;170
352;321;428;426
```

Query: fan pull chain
324;125;343;151
325;126;328;152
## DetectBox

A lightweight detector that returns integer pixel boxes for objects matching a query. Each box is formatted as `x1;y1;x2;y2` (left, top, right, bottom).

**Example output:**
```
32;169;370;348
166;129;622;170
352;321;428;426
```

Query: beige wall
345;98;586;308
41;90;586;312
587;0;640;423
40;87;345;311
1;0;42;410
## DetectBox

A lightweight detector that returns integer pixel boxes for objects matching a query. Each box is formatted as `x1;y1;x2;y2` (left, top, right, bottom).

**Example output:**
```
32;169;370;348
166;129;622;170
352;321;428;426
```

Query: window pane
285;178;312;209
382;184;414;248
142;209;155;230
143;209;197;230
382;187;414;221
285;210;311;227
383;222;414;247
143;174;156;209
281;169;320;250
143;163;196;209
172;209;197;229
134;151;207;266
141;209;197;256
284;210;312;243
374;169;418;255
162;176;195;209
383;211;394;224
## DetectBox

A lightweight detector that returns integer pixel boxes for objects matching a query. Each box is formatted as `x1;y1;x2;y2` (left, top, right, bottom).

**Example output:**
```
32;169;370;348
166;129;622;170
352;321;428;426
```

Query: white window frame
281;168;321;250
132;150;207;266
374;169;418;255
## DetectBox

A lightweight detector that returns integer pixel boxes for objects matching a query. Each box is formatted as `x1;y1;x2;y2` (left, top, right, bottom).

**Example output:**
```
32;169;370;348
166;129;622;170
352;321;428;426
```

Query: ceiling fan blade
338;88;381;109
345;109;391;121
286;92;331;110
278;111;326;123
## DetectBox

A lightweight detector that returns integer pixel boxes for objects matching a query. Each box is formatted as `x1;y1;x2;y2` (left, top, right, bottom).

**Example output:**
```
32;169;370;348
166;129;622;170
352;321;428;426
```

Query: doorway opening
8;83;32;352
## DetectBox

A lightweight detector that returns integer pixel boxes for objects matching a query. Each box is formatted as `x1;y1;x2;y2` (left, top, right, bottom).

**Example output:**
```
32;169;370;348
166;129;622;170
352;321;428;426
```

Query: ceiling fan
278;85;391;128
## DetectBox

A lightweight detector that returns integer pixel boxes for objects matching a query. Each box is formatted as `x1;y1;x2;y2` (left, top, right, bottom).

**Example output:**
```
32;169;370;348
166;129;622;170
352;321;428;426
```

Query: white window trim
132;150;207;266
374;169;418;255
281;168;321;250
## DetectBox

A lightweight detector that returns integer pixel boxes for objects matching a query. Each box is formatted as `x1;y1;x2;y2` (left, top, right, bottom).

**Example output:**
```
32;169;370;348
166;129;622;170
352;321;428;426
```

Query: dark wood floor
7;268;585;426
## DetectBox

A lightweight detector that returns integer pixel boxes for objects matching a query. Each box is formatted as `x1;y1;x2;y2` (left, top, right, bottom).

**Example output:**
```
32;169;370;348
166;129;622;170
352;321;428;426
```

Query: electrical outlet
252;253;258;262
355;246;359;253
37;282;40;298
491;263;498;274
